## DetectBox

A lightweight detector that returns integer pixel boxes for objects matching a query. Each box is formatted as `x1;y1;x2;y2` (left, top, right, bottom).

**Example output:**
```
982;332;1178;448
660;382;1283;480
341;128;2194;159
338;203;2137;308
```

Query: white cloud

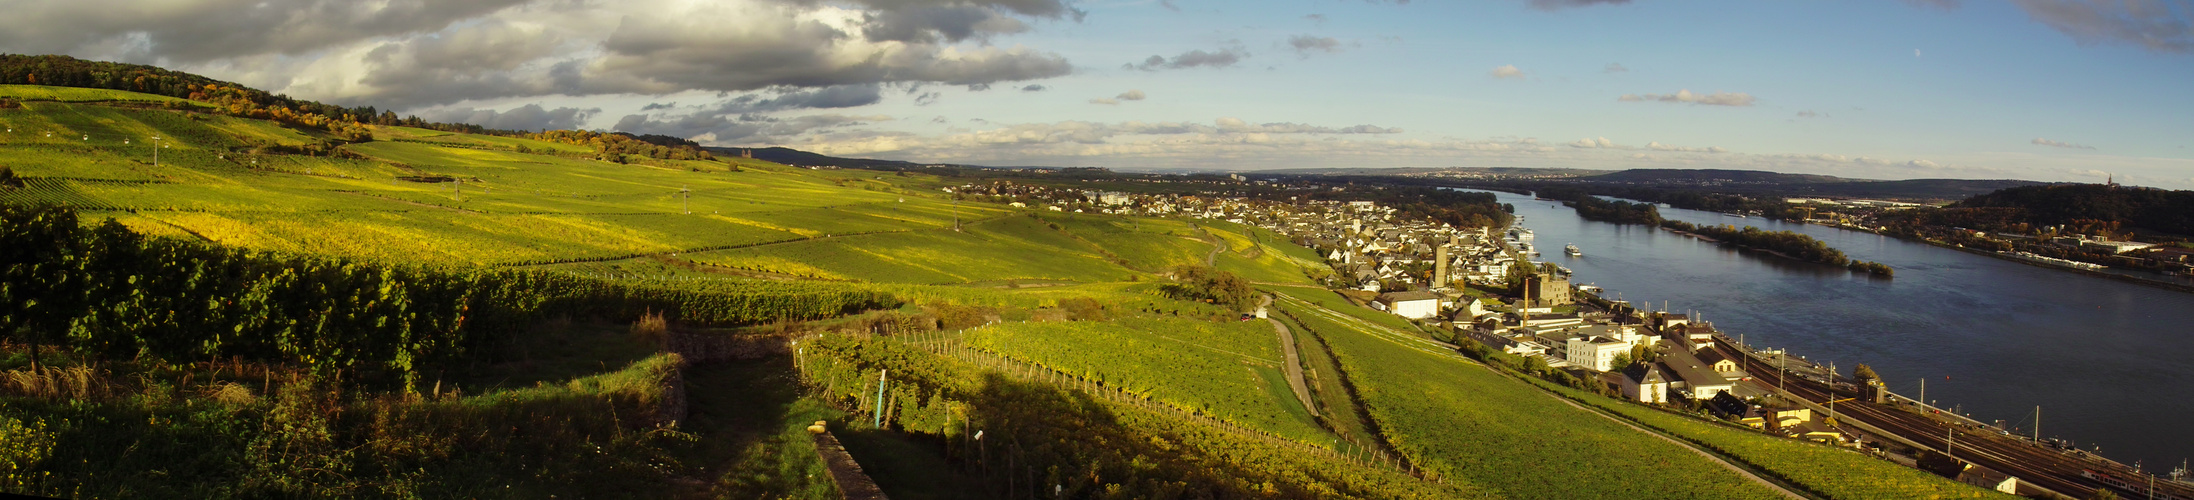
1569;137;1615;148
1489;65;1526;79
1617;89;1757;106
1117;90;1147;101
1089;98;1119;105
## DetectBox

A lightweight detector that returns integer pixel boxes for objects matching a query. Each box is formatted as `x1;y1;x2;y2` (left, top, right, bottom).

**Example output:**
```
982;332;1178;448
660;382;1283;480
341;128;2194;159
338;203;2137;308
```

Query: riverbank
1803;220;2194;294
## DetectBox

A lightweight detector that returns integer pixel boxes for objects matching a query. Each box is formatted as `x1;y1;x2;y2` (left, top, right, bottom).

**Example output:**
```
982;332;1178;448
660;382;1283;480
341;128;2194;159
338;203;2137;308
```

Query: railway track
1720;344;2192;499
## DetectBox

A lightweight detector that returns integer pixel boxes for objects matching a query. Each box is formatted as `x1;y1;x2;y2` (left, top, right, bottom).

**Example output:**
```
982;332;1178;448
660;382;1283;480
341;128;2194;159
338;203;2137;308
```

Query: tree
1853;363;1880;383
1610;352;1635;372
0;166;20;189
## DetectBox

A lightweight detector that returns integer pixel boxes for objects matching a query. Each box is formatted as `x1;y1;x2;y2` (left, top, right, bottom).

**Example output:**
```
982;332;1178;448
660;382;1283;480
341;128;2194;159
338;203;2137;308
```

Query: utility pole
151;135;160;167
1920;378;1926;409
682;185;691;214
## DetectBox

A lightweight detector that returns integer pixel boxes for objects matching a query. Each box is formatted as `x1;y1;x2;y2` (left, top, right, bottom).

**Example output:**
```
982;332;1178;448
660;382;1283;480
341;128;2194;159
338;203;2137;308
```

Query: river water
1467;189;2193;470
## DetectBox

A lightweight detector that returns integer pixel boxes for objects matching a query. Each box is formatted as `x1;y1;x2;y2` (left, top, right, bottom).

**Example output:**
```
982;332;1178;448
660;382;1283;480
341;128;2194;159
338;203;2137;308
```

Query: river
1467;189;2193;471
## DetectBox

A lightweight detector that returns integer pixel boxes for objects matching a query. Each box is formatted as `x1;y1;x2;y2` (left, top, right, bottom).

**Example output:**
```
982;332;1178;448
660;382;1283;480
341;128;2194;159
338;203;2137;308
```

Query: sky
4;0;2192;187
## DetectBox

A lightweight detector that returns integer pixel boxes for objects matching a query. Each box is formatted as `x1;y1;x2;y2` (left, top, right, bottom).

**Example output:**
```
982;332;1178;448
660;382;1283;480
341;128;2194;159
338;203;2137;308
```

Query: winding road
1263;294;1320;418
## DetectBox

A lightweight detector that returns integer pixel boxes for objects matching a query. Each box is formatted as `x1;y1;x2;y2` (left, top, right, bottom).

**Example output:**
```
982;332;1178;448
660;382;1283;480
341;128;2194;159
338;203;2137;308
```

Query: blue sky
9;0;2190;186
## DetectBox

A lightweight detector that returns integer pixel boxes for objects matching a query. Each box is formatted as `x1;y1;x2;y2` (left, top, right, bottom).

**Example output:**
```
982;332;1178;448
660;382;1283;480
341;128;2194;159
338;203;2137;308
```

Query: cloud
1020;84;1048;91
1569;137;1615;148
1116;89;1146;101
2010;0;2194;53
1603;63;1628;73
8;0;1082;109
1796;110;1821;118
1128;47;1247;71
1287;35;1346;57
1617;89;1757;106
1526;0;1633;10
1489;65;1526;79
612;111;894;144
414;103;600;131
0;0;533;63
1089;98;1119;105
2032;137;2098;149
967;83;991;91
1304;14;1329;24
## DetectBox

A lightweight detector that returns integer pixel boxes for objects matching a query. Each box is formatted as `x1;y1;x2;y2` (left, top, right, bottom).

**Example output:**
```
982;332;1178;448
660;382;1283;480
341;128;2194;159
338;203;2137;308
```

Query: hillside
1951;183;2194;235
1582;168;1850;184
0;80;2004;499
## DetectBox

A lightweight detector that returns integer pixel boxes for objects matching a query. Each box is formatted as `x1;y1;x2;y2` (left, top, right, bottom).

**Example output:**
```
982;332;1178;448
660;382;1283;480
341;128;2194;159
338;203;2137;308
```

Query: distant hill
1953;183;2194;235
1581;169;1849;184
1783;178;2050;200
1252;166;1600;177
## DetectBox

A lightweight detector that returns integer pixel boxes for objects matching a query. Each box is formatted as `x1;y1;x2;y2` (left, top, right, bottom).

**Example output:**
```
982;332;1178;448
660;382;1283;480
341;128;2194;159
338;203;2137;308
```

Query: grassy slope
1270;288;1781;499
1271;286;2007;500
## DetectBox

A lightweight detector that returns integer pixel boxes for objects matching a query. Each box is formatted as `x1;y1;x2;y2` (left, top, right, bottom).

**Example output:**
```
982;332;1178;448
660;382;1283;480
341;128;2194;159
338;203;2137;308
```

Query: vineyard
793;330;1471;498
961;317;1328;442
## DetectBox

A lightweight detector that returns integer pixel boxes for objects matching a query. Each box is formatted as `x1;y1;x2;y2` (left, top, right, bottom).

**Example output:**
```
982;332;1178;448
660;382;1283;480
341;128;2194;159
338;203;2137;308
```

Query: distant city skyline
7;0;2189;187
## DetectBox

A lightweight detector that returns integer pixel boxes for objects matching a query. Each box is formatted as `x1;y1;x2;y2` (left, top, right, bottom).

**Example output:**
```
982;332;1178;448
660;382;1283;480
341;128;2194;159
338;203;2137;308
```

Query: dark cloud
1020;84;1049;91
2010;0;2194;53
710;84;887;114
1526;0;1631;10
1287;35;1346;57
1116;89;1146;101
1603;62;1629;73
1127;48;1248;71
11;0;1080;109
967;83;992;91
612;112;891;144
416;104;599;132
914;91;943;105
0;0;529;63
587;7;1074;96
642;102;678;111
1304;14;1328;24
2032;137;2097;149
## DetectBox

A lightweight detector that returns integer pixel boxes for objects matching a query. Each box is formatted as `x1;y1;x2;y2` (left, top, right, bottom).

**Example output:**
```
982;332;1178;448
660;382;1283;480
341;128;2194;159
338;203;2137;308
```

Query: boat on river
1565;244;1582;257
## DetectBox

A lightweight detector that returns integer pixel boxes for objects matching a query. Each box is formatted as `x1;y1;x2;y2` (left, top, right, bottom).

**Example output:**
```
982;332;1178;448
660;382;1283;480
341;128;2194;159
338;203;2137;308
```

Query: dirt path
1264;295;1320;418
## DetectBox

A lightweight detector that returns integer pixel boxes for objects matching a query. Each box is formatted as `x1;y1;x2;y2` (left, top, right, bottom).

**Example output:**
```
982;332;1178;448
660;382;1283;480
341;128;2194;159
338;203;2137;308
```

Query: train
2083;469;2194;500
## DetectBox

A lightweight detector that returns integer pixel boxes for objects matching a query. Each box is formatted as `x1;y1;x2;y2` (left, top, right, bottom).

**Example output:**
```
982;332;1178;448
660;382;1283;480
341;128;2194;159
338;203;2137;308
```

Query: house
1696;348;1746;379
1955;464;2020;494
1620;362;1671;404
1376;291;1442;320
1660;347;1734;400
1453;297;1488;319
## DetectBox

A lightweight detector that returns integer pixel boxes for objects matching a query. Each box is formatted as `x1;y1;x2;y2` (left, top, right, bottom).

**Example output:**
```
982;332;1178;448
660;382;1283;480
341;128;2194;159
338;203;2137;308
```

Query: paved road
1263;294;1320;418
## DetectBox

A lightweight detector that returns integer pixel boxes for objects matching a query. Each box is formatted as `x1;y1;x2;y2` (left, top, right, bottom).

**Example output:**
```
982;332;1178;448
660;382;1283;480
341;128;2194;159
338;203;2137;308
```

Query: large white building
1375;291;1441;320
1567;336;1632;371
